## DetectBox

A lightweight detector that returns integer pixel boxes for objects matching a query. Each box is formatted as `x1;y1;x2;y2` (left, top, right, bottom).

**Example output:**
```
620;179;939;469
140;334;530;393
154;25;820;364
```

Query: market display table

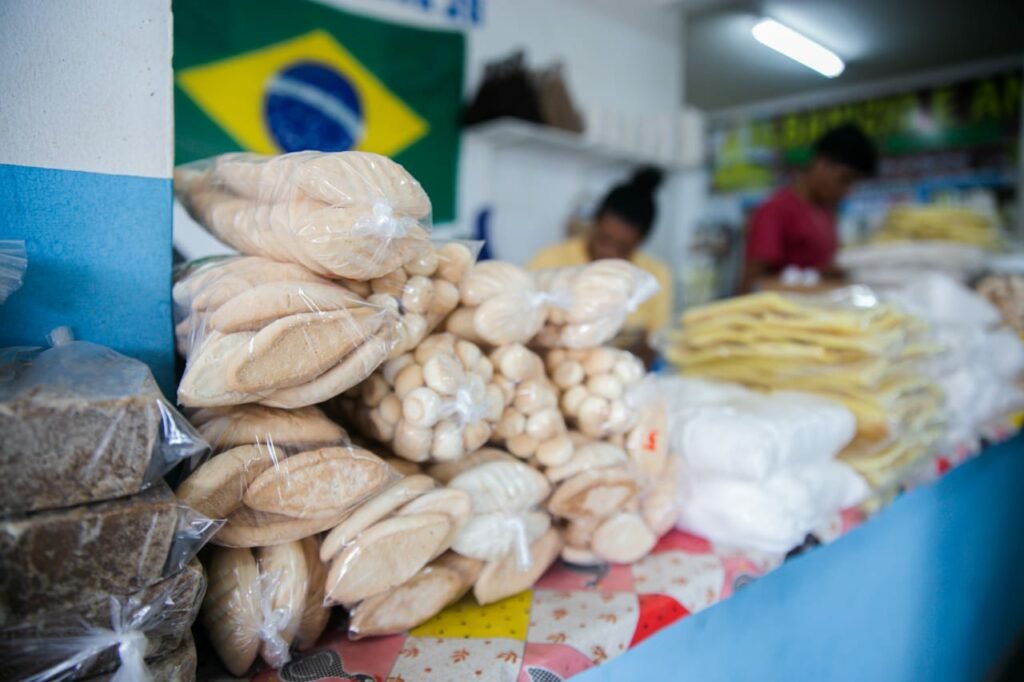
232;431;1023;682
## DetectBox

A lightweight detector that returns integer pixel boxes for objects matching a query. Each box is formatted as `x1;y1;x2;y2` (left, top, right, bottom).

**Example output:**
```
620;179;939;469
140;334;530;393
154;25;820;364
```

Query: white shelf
465;118;692;170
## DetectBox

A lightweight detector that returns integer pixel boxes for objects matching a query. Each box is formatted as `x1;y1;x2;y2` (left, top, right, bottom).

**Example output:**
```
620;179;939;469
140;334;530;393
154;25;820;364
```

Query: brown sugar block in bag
3;560;205;680
194;405;347;452
0;483;181;622
175;444;277;520
0;347;164;515
226;309;382;393
202;547;262;676
474;528;562;606
81;634;197;682
347;553;481;639
242;446;391;520
325;513;452;605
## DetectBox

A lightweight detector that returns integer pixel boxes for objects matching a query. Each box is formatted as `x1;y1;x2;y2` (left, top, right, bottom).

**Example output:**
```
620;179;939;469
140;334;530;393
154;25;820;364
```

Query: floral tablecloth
237;422;1018;682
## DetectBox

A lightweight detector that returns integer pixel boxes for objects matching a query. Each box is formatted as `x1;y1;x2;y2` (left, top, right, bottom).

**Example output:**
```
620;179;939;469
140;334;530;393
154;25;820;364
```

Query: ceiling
685;0;1024;112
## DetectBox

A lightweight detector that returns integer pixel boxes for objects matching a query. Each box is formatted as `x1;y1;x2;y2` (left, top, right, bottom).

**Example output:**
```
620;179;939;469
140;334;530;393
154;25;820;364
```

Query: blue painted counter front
0;163;174;395
578;435;1024;682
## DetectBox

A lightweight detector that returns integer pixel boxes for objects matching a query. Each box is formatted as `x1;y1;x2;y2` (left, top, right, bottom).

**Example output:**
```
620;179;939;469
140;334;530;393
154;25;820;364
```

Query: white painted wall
0;0;172;178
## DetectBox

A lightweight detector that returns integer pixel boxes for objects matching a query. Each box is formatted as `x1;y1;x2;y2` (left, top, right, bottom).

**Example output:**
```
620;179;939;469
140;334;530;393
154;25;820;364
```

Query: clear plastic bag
1;560;205;681
173;256;401;409
201;537;330;676
0;482;217;623
675;458;870;554
544;346;646;439
343;240;482;359
319;475;471;608
0;240;27;304
437;455;559;605
347;552;481;638
532;259;660;349
174;409;397;548
445;260;558;346
0;339;209;515
174;151;434;281
653;376;858;480
332;333;510;463
488;344;573;466
546;429;677;566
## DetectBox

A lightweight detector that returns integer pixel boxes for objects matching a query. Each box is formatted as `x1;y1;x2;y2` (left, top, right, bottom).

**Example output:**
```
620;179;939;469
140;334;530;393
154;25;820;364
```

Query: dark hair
595;167;664;239
813;123;878;177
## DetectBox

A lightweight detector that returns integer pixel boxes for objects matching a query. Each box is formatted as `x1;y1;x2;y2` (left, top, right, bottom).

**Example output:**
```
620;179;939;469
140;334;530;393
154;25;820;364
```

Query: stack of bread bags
441;259;681;565
0;339;214;681
664;289;947;490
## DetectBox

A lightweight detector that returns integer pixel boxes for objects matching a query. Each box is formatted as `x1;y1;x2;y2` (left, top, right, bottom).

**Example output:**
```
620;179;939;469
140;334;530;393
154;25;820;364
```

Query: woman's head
588;167;664;261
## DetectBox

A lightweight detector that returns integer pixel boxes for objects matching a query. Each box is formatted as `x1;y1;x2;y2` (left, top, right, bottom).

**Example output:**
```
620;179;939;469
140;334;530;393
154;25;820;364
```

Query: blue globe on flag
264;61;364;152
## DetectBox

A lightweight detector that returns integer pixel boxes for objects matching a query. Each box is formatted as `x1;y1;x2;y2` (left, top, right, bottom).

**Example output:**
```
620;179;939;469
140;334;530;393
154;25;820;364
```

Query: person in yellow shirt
528;168;672;366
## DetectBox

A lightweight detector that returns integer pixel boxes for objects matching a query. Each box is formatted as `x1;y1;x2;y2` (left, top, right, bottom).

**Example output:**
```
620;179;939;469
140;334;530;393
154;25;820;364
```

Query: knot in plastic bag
503;514;532;572
256;568;293;669
110;629;150;682
626;270;660;313
440;374;489;427
352;201;417;239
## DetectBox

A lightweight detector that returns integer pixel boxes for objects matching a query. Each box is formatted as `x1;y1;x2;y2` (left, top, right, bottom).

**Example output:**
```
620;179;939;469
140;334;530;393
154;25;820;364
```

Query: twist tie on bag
528;289;573;312
626;271;660;313
506;515;533;572
351;201;418;240
257;569;292;669
22;597;154;682
440;376;489;427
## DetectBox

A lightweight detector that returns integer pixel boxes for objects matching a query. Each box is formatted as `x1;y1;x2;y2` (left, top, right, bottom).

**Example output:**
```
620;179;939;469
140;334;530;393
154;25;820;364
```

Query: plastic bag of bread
0;239;26;303
488;344;573;466
175;409;396;548
1;560;205;681
0;336;208;515
173;256;401;409
332;333;511;463
174;151;433;280
532;259;659;348
340;240;482;359
319;474;471;608
444;261;561;346
0;481;219;624
546;435;678;566
545;346;646;439
201;537;331;676
425;450;560;604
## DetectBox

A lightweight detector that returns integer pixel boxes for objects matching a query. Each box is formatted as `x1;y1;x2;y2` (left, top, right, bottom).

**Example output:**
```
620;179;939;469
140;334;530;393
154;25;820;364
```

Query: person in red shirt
740;123;878;292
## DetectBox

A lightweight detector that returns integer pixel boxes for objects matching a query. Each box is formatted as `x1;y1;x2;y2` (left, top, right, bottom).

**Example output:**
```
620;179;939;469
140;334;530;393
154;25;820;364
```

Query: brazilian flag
174;0;465;222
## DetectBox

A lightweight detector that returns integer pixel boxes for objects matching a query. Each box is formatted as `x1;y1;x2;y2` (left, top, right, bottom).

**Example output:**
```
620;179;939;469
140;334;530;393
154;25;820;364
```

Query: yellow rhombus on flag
177;29;428;156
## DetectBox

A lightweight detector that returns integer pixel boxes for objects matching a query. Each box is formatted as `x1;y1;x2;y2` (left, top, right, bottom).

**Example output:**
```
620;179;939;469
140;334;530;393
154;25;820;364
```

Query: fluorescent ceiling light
751;18;845;78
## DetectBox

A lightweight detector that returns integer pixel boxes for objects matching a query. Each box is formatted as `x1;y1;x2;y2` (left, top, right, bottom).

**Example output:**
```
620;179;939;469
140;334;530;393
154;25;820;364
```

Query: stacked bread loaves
174;257;402;409
0;341;213;681
174;151;434;280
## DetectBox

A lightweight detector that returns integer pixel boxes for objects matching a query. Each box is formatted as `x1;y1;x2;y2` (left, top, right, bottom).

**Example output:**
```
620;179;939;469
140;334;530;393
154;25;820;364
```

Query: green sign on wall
712;69;1022;192
174;0;466;222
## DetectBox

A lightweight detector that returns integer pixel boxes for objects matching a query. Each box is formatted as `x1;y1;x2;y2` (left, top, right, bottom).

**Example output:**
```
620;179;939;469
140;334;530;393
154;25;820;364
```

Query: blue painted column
0;0;175;394
579;435;1024;682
